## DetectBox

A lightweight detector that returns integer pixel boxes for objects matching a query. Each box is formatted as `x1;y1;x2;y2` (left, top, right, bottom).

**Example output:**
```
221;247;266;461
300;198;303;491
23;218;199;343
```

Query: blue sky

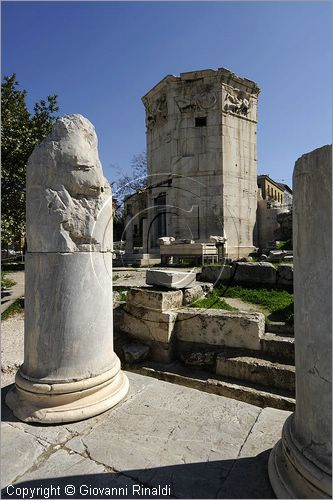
2;1;331;187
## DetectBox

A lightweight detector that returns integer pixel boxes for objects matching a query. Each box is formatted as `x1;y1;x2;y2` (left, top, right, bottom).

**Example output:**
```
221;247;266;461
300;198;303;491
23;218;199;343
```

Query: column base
5;361;129;424
268;415;332;499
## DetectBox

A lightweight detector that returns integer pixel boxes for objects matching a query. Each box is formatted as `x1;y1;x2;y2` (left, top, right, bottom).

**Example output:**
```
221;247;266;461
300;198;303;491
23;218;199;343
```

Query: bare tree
113;152;147;201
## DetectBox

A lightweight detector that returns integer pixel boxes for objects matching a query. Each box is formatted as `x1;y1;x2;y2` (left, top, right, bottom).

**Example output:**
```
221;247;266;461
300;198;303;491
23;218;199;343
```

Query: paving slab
1;422;47;488
1;372;290;499
218;407;292;498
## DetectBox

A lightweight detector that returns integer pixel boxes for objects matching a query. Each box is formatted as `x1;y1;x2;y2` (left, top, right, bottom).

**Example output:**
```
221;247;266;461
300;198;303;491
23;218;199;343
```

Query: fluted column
269;145;332;498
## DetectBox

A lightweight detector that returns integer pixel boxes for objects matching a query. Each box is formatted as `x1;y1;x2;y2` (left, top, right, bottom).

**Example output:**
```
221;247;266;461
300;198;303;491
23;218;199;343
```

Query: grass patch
113;274;121;282
1;272;16;289
2;298;24;320
276;240;292;250
219;285;294;323
118;291;127;301
190;290;238;311
113;285;131;292
191;285;294;324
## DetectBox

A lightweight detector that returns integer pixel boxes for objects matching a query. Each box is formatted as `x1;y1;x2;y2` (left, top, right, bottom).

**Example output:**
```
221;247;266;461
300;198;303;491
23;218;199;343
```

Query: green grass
1;271;16;289
113;274;121;282
219;285;293;323
276;240;293;250
118;291;127;301
191;285;294;324
190;290;238;311
1;298;25;320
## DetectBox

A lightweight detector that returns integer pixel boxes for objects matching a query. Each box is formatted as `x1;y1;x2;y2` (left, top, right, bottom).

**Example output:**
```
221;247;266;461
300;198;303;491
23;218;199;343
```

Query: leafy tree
1;74;59;248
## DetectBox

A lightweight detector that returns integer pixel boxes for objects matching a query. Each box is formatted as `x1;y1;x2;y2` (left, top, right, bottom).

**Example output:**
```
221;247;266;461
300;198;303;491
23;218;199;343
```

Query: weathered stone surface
26;114;113;253
6;114;129;424
158;237;175;245
65;373;261;497
22;253;115;381
216;353;295;392
200;283;214;294
233;262;276;286
2;372;292;498
276;264;293;287
181;351;216;367
123;343;150;364
198;265;232;284
122;305;178;343
146;269;196;289
260;333;295;364
220;407;291;499
268;250;292;263
142;69;259;259
182;285;204;305
176;309;265;350
133;364;295;412
126;287;183;311
1;422;46;488
269;145;332;499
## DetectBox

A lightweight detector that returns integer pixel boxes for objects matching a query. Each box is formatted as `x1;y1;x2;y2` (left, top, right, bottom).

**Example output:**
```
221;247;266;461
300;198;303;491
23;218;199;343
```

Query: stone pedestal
6;115;129;423
268;145;332;498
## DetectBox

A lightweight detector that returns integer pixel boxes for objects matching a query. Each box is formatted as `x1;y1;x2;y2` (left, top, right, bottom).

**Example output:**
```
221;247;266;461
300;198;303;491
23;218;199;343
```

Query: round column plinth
6;359;129;424
268;415;332;499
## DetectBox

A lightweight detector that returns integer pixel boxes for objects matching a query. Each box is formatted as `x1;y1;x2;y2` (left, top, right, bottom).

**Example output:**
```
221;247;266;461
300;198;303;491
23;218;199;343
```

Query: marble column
142;218;148;253
125;214;134;255
268;145;332;498
6;114;129;423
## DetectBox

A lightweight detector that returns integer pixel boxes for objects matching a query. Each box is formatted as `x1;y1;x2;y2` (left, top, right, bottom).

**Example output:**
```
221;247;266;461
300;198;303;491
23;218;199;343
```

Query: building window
195;117;207;127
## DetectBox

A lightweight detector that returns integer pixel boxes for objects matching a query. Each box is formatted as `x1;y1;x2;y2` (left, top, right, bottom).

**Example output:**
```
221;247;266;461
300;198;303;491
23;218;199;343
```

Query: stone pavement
1;372;290;499
1;271;25;315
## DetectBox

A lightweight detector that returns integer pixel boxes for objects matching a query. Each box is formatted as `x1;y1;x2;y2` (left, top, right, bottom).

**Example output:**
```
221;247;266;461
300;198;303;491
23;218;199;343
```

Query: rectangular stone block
146;269;196;289
233;262;276;286
176;309;264;350
199;265;232;284
122;304;178;343
126;287;183;311
276;264;293;288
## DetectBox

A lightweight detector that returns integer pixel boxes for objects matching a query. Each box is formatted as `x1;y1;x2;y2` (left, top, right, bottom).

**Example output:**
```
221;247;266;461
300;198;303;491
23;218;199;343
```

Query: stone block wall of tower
142;68;260;258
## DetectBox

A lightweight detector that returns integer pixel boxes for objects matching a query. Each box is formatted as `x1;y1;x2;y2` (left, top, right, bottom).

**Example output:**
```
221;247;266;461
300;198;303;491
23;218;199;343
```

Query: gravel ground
1;312;24;387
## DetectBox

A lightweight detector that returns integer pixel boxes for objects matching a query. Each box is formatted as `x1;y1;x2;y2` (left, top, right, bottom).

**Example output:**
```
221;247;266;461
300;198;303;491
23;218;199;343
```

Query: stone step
128;361;295;411
260;332;295;363
265;321;294;337
216;352;295;393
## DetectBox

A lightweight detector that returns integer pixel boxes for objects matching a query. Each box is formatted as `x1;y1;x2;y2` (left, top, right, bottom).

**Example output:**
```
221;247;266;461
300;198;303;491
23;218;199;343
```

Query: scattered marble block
277;264;293;288
126;287;183;311
176;309;264;351
146;269;196;289
233;262;276;286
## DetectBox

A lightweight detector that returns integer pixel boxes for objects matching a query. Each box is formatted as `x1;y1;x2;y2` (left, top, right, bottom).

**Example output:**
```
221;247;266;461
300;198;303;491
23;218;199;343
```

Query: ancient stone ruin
123;68;260;265
6;114;129;423
269;145;332;498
